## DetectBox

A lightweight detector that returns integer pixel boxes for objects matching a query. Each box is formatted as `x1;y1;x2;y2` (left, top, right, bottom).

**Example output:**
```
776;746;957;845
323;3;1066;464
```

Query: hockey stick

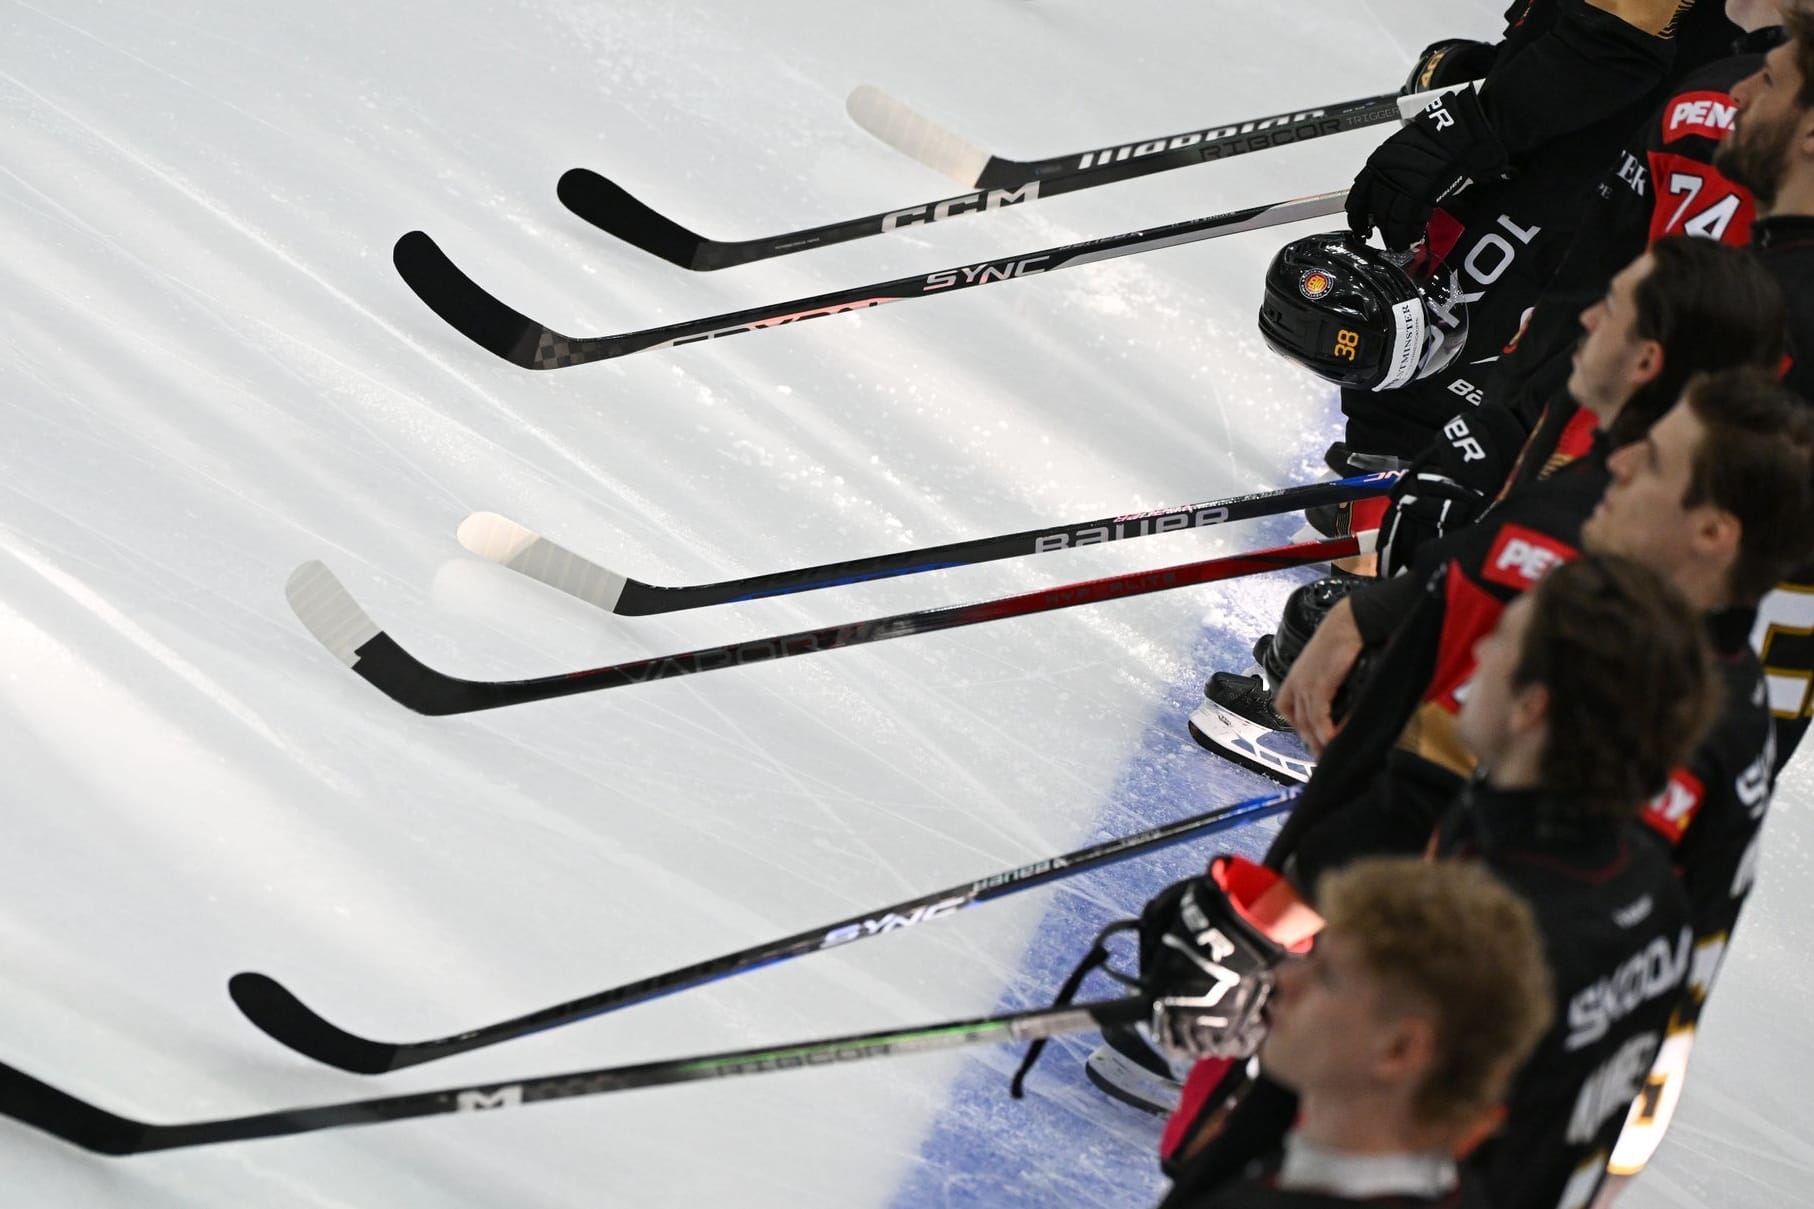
231;787;1293;1073
0;998;1149;1154
846;84;1400;189
392;190;1344;370
286;534;1363;715
559;90;1399;269
457;472;1401;616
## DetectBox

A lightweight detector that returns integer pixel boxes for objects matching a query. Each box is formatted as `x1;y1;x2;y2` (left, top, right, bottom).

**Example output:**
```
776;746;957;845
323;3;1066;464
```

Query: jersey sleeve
1481;0;1676;157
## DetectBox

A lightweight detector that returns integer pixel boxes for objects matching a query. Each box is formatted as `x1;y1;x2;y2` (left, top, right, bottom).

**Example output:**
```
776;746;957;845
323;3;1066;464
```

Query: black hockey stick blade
392;190;1345;370
559;90;1401;271
230;787;1294;1073
285;534;1361;716
556;168;716;270
457;472;1401;616
1;999;1149;1154
392;230;566;368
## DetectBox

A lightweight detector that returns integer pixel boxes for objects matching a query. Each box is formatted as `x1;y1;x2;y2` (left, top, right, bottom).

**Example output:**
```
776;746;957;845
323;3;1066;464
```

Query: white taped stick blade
286;561;381;668
457;512;627;613
845;85;993;187
1396;78;1484;122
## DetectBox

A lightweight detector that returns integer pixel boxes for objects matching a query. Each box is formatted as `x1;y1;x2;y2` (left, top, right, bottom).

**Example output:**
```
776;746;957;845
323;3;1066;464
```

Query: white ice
1;1;1807;1205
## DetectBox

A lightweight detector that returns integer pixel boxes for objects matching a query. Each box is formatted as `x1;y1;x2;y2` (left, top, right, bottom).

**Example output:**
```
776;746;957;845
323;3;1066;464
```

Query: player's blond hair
1317;859;1554;1126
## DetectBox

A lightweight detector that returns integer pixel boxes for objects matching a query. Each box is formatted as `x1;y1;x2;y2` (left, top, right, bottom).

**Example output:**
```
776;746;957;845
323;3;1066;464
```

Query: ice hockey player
1338;0;1744;465
1487;0;1787;424
1329;1;1788;590
1187;234;1784;787
1160;554;1714;1209
1146;858;1553;1209
1567;369;1814;1199
1168;371;1814;1200
1382;0;1814;772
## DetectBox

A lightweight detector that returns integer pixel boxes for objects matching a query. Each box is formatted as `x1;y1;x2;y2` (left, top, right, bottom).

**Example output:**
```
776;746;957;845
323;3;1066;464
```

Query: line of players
1074;3;1814;1207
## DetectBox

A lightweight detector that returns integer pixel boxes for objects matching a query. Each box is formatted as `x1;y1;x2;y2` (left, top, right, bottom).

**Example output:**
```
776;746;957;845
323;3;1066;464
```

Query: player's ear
1797;107;1814;161
1632;341;1664;388
1510;680;1550;739
1375;1010;1438;1085
1690;504;1743;578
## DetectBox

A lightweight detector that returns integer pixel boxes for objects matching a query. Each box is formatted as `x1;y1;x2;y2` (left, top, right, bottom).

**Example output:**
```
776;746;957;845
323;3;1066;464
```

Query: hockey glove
1402;37;1498;96
1140;855;1320;1061
1377;471;1488;578
1347;86;1508;251
1376;403;1531;576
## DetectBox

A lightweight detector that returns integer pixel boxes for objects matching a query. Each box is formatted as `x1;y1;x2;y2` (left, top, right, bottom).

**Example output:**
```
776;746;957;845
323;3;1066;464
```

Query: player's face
1568;253;1657;419
1721;40;1811;208
1583;400;1708;578
1456;592;1537;768
1261;932;1396;1098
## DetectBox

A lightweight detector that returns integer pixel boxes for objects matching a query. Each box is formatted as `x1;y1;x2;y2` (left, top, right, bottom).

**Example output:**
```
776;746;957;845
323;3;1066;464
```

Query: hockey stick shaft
460;472;1401;616
230;787;1294;1072
0;999;1149;1154
850;85;1399;189
287;534;1363;715
393;190;1345;369
564;92;1399;269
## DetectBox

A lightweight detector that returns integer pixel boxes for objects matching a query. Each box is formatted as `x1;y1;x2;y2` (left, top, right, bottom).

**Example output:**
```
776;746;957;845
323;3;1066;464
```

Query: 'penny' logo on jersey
1482;524;1576;590
1299;270;1333;301
1663;91;1738;143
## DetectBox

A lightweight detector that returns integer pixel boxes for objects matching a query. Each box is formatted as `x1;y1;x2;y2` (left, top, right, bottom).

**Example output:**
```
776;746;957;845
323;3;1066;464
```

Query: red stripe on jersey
1160;1055;1238;1162
1553;406;1599;466
1427;567;1508;713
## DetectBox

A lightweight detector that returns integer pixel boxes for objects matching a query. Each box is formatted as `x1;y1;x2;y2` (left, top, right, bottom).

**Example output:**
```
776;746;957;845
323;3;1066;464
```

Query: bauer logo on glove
1140;855;1322;1061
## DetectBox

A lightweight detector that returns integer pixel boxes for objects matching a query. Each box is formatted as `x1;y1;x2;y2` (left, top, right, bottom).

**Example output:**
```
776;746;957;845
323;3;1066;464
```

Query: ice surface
1;1;1804;1205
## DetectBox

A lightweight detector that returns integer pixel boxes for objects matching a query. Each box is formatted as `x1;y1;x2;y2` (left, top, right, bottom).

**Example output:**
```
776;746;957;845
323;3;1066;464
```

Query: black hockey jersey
1638;608;1775;1024
1162;785;1691;1209
1490;32;1776;426
1266;459;1606;883
1436;786;1693;1209
1339;1;1737;458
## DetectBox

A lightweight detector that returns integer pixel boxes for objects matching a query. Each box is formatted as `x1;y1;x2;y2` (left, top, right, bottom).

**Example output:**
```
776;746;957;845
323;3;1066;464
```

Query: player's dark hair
1512;556;1720;816
1609;237;1786;447
1682;367;1814;602
1787;2;1814;108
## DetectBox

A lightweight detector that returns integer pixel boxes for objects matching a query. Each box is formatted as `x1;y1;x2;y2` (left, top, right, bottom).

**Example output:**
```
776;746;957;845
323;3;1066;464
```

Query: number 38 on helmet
1258;231;1469;392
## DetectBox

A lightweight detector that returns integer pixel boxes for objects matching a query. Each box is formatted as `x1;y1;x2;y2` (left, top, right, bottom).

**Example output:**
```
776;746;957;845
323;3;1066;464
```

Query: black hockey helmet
1258;231;1467;392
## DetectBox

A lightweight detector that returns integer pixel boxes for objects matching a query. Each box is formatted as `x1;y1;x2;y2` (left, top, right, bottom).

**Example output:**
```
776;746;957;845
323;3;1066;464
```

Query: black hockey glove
1377;472;1488;578
1376;404;1530;576
1402;37;1498;96
1347;86;1508;251
1139;855;1319;1061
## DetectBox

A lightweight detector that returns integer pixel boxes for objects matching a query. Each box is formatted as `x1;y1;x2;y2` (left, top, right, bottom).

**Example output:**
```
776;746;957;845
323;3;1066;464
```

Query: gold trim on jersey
1586;0;1695;37
1394;701;1480;778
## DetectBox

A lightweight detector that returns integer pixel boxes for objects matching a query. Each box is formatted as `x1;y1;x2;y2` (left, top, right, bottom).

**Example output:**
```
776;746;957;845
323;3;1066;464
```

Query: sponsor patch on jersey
1481;524;1576;591
1662;91;1738;143
1299;269;1333;301
1641;768;1705;845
